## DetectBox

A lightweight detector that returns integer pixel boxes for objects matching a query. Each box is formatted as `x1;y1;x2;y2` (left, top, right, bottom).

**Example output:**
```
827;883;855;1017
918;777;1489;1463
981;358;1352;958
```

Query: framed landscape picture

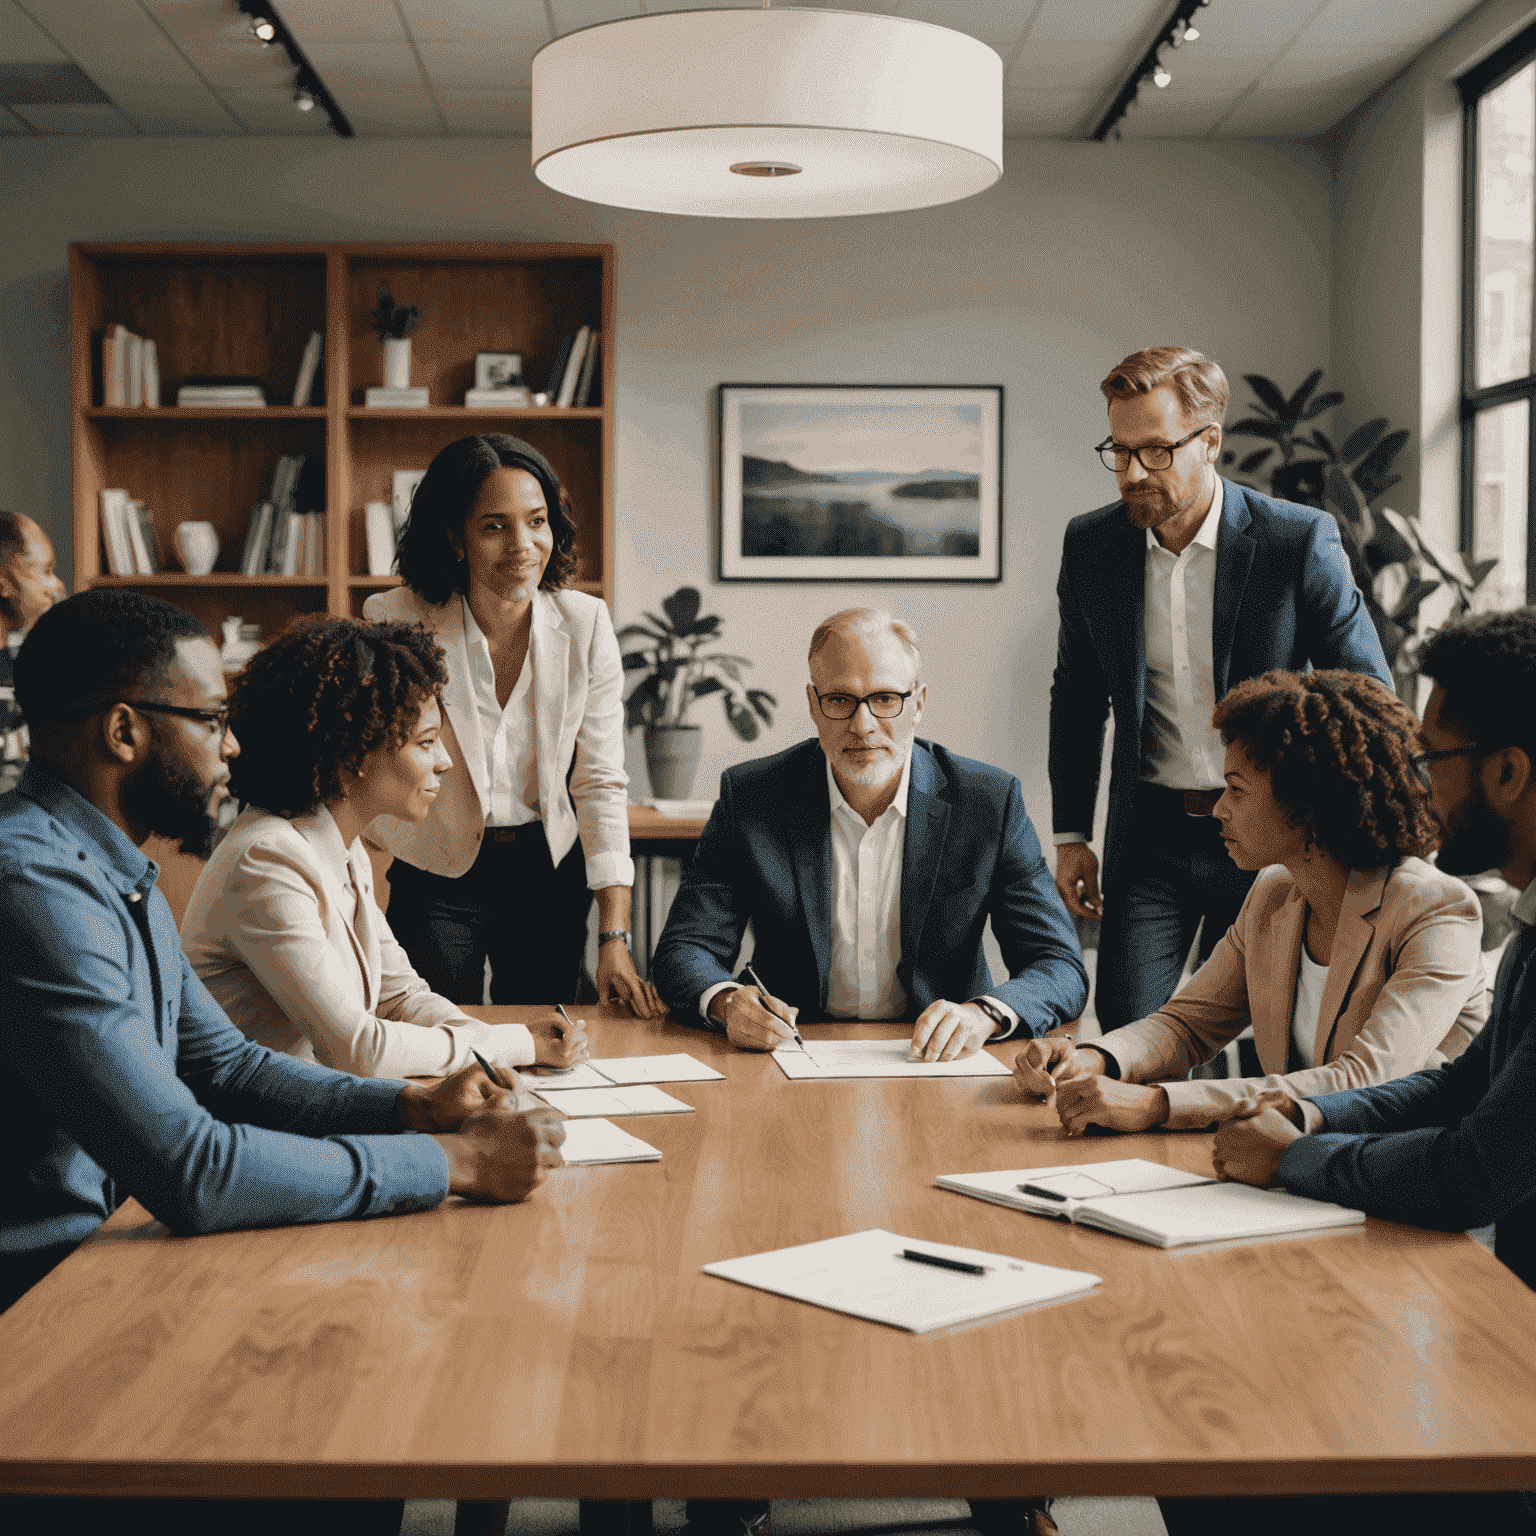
718;384;1003;583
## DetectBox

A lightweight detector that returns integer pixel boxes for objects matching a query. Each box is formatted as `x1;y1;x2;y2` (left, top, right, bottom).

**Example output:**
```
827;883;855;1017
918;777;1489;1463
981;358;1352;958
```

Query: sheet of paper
589;1053;725;1085
536;1084;695;1118
772;1038;1010;1080
558;1117;662;1165
521;1062;611;1090
703;1228;1099;1334
938;1159;1215;1217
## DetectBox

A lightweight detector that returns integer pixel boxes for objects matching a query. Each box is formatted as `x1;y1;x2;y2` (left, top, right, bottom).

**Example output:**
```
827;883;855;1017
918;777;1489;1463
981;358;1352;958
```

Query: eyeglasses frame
64;699;233;736
1095;425;1213;474
813;687;917;721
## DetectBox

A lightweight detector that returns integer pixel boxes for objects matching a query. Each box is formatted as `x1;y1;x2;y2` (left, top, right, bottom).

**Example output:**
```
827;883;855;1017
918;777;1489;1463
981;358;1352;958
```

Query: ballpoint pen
471;1048;506;1088
900;1247;988;1275
743;962;807;1052
540;1002;581;1072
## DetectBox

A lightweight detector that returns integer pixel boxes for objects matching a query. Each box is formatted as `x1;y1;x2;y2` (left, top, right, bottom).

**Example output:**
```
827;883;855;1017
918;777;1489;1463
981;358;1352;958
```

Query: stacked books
99;326;159;408
292;330;324;407
238;456;325;575
363;386;429;408
544;326;600;408
99;489;159;575
464;386;531;408
177;377;266;408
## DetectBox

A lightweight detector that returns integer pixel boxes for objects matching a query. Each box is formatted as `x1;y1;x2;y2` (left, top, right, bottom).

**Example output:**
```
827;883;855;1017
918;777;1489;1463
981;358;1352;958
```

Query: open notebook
937;1159;1365;1249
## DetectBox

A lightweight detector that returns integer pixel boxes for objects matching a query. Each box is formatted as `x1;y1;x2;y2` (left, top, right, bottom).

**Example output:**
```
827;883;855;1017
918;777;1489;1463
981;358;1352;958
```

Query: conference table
3;1004;1536;1510
625;805;710;972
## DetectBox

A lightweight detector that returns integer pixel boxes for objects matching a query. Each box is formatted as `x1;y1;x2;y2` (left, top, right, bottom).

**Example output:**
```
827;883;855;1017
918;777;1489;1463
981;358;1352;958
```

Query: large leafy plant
1223;369;1497;687
619;586;777;741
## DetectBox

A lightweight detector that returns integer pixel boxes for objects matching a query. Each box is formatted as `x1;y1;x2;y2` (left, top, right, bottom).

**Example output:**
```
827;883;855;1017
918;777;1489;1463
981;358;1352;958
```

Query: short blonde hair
1100;345;1229;427
808;608;921;677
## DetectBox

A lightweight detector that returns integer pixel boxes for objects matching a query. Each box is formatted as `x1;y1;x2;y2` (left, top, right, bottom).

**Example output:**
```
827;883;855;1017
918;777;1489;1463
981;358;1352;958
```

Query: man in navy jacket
655;608;1086;1061
1050;346;1390;1033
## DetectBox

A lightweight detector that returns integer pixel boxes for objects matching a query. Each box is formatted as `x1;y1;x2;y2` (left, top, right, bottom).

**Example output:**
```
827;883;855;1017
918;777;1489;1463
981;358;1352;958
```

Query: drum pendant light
531;6;1003;219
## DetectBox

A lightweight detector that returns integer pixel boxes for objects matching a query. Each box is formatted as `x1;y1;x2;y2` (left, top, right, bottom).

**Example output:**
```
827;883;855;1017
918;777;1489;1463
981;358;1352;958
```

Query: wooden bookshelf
70;241;616;633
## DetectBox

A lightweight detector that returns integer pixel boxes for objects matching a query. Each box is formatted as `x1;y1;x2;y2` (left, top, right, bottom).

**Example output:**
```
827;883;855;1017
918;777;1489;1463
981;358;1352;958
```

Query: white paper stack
558;1118;662;1165
535;1084;694;1118
772;1039;1010;1081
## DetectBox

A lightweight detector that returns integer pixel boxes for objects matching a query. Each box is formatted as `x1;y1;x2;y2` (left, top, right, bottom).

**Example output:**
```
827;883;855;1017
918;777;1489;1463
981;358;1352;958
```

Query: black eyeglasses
66;700;232;735
1095;426;1210;473
1409;743;1491;779
814;688;915;721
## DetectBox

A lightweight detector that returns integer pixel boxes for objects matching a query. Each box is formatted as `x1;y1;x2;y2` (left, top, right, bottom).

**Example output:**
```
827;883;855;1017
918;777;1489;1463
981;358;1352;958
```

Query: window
1460;22;1536;608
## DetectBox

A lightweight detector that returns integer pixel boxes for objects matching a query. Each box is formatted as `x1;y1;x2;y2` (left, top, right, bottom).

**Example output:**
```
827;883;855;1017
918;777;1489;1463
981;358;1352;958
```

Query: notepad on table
536;1084;694;1118
937;1159;1365;1249
558;1118;662;1165
523;1062;612;1089
587;1054;724;1084
772;1038;1010;1080
703;1228;1099;1334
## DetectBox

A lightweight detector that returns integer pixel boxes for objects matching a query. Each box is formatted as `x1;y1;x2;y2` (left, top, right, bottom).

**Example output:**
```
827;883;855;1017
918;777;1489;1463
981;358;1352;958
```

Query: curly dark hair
393;434;579;604
1417;606;1536;764
226;616;448;818
16;588;207;729
1212;668;1439;869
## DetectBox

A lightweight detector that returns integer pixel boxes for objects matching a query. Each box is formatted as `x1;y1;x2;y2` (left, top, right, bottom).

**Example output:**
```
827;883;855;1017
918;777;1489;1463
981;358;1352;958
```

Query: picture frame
718;384;1003;583
473;350;525;391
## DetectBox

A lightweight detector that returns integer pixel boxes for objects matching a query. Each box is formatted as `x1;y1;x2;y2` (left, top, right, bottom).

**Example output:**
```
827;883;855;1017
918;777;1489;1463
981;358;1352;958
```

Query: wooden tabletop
626;804;711;842
3;1005;1535;1503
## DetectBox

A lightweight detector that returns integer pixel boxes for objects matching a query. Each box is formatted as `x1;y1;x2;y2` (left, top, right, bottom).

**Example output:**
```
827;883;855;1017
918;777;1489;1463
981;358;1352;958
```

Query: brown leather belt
485;826;524;842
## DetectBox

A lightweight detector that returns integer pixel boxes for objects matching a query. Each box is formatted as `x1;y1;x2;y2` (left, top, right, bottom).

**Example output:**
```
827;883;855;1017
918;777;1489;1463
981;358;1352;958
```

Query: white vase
174;521;219;576
383;337;411;390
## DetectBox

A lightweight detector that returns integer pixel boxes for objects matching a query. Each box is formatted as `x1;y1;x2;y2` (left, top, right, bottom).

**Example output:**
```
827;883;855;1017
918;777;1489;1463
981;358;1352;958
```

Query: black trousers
1158;1489;1533;1534
386;824;593;1007
1094;782;1257;1034
0;1497;402;1535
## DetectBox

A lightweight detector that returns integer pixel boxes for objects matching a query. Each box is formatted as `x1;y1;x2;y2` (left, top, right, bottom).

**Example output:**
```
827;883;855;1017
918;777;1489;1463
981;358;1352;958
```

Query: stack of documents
703;1229;1099;1334
938;1159;1365;1249
772;1039;1010;1081
526;1054;724;1091
535;1084;694;1118
558;1119;662;1165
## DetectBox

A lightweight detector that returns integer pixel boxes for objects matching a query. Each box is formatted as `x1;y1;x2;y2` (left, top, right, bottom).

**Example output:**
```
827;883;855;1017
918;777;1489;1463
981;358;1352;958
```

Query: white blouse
461;594;540;827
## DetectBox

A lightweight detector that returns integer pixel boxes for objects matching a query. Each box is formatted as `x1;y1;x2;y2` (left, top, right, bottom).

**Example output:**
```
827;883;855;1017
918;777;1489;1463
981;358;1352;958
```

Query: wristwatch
598;928;632;950
972;997;1011;1035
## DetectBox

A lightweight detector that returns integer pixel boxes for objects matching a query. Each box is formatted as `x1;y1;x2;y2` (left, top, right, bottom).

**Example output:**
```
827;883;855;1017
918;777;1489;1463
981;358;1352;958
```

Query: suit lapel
786;749;832;1005
1258;885;1307;1072
296;810;371;1006
529;594;569;820
1311;866;1387;1066
433;595;490;811
1212;480;1256;699
900;745;950;980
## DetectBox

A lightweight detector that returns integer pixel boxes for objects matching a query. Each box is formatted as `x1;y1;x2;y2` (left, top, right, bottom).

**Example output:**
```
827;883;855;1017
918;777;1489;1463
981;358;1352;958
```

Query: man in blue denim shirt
1;590;565;1316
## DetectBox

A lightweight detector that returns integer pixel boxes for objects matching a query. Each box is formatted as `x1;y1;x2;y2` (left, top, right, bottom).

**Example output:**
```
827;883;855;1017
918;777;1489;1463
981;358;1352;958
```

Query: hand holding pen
744;963;808;1055
708;963;805;1053
528;1002;590;1072
1011;1037;1105;1103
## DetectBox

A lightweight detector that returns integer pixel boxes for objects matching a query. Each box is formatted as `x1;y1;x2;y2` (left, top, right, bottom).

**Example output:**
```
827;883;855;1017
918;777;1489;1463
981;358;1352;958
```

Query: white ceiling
0;0;1495;141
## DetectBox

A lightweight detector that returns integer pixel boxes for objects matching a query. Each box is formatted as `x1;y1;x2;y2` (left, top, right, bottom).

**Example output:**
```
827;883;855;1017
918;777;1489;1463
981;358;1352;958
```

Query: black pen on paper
471;1049;505;1088
744;962;807;1053
1019;1183;1070;1202
900;1248;988;1276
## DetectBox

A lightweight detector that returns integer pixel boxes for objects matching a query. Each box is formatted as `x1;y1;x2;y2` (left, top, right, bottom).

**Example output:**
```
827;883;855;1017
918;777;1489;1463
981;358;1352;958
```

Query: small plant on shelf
371;286;420;341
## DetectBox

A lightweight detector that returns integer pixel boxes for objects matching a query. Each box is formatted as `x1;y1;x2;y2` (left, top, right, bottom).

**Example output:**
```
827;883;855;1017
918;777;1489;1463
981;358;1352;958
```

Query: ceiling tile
897;1;1030;52
9;100;136;131
270;1;410;42
1002;88;1094;135
0;0;66;63
1026;0;1167;46
397;0;549;43
300;38;427;84
415;35;544;88
1289;0;1483;53
1181;0;1326;51
143;0;300;89
1008;39;1120;92
21;0;240;134
547;1;641;31
300;39;444;135
212;82;338;134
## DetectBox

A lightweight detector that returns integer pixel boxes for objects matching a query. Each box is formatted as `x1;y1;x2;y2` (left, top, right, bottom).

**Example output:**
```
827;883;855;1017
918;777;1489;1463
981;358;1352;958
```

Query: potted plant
1223;370;1499;698
371;285;420;389
619;586;776;800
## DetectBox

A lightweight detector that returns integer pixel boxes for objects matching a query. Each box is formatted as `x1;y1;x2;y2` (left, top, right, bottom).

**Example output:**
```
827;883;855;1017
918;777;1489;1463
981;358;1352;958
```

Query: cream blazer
361;585;633;887
1095;857;1488;1130
181;804;535;1077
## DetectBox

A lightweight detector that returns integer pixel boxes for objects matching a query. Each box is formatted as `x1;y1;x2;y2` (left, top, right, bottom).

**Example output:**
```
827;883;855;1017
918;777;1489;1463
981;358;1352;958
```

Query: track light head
250;18;276;43
1153;66;1171;88
294;86;316;112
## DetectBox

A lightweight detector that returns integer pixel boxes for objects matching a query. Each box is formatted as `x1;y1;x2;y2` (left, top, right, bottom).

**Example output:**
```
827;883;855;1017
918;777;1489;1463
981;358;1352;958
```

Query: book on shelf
573;330;600;407
543;332;574;402
363;386;429;408
99;489;134;576
555;326;592;409
365;500;396;577
177;377;266;407
241;500;275;576
292;330;323;407
126;336;145;409
142;340;159;408
464;387;531;408
129;500;158;573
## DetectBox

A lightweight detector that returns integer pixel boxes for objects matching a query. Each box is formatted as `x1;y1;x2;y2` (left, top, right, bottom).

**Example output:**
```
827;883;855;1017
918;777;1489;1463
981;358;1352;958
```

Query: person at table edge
653;607;1087;1059
1050;345;1390;1035
0;590;565;1316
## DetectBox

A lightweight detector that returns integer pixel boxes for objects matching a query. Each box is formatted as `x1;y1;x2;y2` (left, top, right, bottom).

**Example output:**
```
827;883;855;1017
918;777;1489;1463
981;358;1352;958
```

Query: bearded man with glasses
1049;345;1391;1038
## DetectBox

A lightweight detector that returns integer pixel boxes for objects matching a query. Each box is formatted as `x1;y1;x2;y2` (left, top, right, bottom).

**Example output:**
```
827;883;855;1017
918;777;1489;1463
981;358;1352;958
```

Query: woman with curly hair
363;433;662;1016
181;615;586;1079
1014;668;1488;1133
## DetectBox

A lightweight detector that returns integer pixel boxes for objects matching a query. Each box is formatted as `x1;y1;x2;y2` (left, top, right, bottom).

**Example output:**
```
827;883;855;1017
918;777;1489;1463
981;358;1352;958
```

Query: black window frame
1459;18;1536;602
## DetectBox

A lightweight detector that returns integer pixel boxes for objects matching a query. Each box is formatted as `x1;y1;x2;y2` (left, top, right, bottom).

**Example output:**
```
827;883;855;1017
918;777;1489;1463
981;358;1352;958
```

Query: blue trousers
1094;783;1256;1034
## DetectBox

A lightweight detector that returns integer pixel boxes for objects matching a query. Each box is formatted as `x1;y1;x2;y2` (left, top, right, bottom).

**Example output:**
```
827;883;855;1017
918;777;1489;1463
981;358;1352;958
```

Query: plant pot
644;724;702;801
383;336;411;390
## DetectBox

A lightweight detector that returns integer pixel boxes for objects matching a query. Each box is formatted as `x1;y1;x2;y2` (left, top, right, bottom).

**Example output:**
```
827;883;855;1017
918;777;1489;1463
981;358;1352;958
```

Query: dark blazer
653;738;1087;1036
1280;917;1536;1292
1048;479;1391;895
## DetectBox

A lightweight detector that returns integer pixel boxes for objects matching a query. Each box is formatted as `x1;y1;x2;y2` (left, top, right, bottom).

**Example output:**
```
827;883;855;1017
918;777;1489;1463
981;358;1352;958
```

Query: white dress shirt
1290;945;1329;1070
461;594;540;827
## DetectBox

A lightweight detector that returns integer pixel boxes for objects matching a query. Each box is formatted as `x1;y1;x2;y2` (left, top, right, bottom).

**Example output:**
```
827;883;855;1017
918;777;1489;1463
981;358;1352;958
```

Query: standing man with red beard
1050;347;1391;1034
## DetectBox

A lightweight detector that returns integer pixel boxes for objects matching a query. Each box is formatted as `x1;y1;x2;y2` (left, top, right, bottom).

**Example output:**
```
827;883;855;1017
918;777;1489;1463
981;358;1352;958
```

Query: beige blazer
1095;857;1488;1129
181;804;535;1077
361;585;633;887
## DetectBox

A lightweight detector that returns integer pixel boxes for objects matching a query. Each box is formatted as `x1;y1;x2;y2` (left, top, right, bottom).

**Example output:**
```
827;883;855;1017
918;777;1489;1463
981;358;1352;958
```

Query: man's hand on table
395;1058;536;1132
1013;1038;1167;1134
532;1011;592;1069
434;1103;567;1203
1212;1091;1305;1187
909;999;999;1062
712;984;800;1051
1012;1037;1107;1101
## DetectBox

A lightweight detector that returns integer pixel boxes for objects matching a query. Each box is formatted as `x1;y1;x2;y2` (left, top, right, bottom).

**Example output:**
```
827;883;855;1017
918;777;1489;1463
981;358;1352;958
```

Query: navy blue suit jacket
1049;479;1391;896
1281;919;1536;1292
652;738;1087;1035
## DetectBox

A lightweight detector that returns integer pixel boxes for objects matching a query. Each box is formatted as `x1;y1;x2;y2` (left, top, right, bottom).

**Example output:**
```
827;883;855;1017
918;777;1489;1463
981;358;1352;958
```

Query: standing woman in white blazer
364;433;662;1014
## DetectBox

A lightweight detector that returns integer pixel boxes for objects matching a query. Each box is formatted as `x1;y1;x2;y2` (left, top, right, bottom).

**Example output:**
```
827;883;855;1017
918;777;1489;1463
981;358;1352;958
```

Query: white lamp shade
532;8;1003;219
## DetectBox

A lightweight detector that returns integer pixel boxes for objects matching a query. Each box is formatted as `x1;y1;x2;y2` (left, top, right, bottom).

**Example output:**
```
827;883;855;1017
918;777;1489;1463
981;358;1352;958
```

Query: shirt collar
1146;472;1224;555
17;759;158;897
1511;874;1536;930
824;745;913;824
290;801;353;885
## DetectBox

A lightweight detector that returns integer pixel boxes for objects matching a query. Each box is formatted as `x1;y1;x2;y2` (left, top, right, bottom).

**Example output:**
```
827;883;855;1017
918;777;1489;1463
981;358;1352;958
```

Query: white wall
0;134;1332;829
